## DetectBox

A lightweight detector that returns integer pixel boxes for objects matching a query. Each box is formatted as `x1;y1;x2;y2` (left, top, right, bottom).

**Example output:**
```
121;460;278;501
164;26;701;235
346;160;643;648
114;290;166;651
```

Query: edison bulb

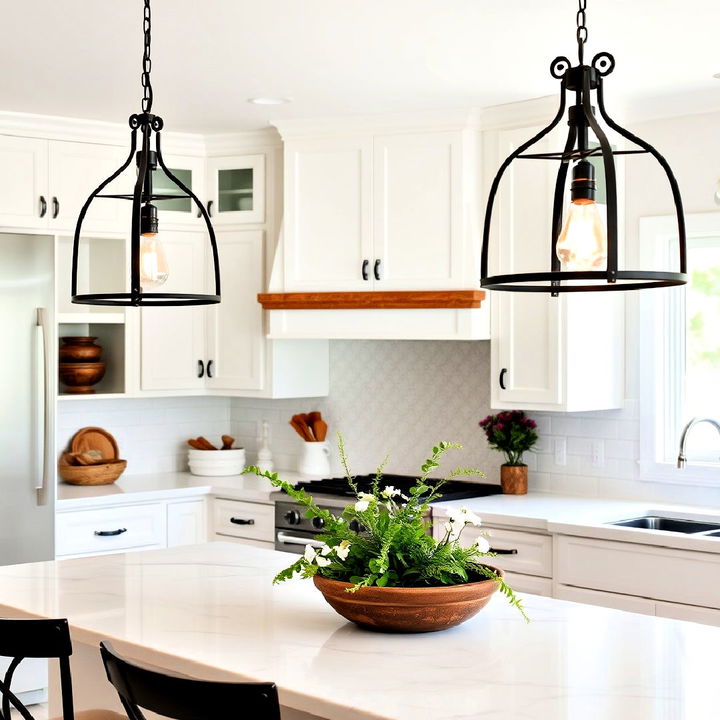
139;235;169;289
556;199;607;271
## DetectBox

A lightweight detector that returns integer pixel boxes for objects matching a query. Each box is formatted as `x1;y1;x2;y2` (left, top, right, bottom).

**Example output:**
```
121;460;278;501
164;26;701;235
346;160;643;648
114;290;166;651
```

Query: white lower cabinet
555;534;720;624
56;497;208;558
212;498;274;547
504;572;553;597
56;503;166;558
167;499;208;547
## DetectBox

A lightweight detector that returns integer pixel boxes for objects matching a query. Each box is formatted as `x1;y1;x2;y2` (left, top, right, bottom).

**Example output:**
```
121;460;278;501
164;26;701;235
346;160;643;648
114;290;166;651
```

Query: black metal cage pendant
481;1;687;294
71;0;220;307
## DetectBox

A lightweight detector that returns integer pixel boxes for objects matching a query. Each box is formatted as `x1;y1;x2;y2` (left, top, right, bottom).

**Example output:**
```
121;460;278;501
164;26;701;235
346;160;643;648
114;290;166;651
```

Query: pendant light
481;0;687;293
71;0;220;306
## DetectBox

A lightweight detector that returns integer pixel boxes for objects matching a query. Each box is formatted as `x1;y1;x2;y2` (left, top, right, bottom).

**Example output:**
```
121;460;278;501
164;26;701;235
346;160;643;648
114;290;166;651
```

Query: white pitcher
297;441;330;478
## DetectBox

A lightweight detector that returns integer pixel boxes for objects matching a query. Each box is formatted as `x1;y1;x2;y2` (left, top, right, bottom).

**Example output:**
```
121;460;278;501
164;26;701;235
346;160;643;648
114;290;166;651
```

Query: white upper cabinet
205;230;265;391
207;154;265;225
373;132;466;290
487;120;624;412
279;123;479;294
48;140;128;233
140;230;207;391
0;136;48;228
150;153;206;226
284;137;373;291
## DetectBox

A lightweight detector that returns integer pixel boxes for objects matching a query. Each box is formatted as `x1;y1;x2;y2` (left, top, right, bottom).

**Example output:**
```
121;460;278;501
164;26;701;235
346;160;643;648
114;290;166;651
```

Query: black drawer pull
52;196;60;219
230;518;255;525
198;359;205;378
39;196;47;218
207;360;214;378
207;200;214;217
94;528;127;537
374;258;382;281
489;547;518;555
499;368;508;390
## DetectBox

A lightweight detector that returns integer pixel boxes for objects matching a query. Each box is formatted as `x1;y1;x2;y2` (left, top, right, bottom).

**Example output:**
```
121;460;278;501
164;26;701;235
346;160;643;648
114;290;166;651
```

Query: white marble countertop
1;542;719;719
56;470;306;510
435;493;720;553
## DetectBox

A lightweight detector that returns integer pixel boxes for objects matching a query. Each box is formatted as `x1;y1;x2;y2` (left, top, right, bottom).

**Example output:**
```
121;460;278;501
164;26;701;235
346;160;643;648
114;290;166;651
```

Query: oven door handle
276;532;325;549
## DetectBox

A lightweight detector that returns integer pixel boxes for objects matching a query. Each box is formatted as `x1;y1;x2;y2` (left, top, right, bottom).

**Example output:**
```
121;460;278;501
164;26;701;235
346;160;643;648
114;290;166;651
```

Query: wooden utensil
313;419;328;442
298;413;316;441
221;435;235;450
196;436;218;450
290;416;314;442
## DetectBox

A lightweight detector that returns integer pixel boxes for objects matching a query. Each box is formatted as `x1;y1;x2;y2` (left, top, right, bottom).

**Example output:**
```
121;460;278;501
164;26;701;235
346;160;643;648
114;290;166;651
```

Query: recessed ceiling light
247;97;292;105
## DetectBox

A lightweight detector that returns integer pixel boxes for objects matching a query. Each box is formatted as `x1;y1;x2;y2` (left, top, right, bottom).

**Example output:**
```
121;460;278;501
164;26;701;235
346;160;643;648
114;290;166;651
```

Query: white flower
354;492;375;512
319;543;333;556
335;540;351;560
315;555;332;567
381;486;400;498
446;506;482;527
474;535;491;553
304;545;317;563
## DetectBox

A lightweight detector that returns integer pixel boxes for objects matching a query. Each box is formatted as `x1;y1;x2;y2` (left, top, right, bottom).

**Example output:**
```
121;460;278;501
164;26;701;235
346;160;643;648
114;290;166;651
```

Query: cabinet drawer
56;504;165;557
503;572;553;597
461;525;552;578
556;535;720;609
213;499;274;543
213;535;275;551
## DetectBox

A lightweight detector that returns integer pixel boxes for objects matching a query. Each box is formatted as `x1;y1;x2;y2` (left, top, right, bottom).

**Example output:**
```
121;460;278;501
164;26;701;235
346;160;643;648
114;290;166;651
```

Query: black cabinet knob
312;516;325;530
284;510;301;525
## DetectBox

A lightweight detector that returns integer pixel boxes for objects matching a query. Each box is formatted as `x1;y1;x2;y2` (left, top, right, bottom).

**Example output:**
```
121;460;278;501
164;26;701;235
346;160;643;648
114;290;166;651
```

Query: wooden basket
58;459;127;486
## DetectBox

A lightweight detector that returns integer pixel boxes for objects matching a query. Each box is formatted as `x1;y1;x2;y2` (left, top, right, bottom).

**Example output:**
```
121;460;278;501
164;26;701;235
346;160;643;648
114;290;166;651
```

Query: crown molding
273;108;483;140
204;127;282;156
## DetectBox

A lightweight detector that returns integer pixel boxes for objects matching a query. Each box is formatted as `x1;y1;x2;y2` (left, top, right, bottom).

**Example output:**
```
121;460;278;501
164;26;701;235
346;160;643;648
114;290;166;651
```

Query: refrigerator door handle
35;308;51;506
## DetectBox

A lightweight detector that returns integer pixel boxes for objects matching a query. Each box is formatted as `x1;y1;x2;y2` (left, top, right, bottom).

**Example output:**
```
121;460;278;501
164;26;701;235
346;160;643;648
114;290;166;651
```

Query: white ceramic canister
297;441;330;478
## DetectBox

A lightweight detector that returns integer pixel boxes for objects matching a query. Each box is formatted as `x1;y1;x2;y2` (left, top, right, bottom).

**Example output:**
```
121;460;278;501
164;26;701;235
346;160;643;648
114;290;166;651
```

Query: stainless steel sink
608;516;720;534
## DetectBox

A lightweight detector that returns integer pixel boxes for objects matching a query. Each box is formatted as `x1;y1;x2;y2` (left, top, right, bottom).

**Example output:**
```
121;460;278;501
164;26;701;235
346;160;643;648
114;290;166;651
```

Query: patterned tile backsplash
56;339;720;506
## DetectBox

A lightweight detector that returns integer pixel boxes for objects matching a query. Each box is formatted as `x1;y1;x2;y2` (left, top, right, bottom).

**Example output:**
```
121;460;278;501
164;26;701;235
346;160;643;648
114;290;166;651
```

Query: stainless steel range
274;474;503;554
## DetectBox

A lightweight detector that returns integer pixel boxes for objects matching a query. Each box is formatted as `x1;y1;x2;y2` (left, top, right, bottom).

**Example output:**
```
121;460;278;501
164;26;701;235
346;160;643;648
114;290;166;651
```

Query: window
640;213;720;484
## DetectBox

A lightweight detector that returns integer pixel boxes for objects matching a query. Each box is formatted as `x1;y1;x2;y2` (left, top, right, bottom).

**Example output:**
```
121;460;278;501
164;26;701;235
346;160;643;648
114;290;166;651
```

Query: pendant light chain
576;0;588;65
141;0;153;113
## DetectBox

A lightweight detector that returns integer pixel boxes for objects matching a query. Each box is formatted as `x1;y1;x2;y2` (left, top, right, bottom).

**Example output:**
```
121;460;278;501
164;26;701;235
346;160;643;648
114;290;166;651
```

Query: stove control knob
349;520;361;533
312;516;325;530
284;510;301;525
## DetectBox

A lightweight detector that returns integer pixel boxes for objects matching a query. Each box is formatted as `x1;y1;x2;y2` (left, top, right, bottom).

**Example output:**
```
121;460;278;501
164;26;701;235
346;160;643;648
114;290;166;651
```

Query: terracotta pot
59;336;103;363
501;464;528;495
313;566;503;633
59;362;106;394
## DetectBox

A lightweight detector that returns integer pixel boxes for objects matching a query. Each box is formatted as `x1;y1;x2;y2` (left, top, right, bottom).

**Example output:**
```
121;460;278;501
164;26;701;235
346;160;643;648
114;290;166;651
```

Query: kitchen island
0;542;717;720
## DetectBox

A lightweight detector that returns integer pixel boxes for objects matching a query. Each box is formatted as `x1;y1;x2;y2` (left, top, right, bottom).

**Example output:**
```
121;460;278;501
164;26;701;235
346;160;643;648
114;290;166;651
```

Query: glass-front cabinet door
151;154;206;225
207;154;265;224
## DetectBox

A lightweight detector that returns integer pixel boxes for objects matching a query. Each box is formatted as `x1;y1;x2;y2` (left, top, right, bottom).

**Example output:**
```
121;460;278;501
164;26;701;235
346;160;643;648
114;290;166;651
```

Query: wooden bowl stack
58;336;106;394
58;427;127;485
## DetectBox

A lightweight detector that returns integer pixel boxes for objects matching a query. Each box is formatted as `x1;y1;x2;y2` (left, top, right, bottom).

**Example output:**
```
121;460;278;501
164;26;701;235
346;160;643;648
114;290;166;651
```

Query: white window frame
639;211;720;486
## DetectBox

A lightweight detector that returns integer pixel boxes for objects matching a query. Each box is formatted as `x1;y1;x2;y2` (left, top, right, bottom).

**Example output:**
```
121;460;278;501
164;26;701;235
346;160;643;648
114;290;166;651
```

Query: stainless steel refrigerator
1;232;55;703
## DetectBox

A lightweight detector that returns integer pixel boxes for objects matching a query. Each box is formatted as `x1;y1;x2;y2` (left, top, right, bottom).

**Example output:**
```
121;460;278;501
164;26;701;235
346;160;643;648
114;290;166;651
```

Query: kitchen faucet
677;417;720;468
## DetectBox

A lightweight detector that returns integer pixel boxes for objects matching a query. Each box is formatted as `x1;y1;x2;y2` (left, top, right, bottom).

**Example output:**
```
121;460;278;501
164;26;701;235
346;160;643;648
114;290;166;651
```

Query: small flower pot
313;567;502;633
500;464;528;495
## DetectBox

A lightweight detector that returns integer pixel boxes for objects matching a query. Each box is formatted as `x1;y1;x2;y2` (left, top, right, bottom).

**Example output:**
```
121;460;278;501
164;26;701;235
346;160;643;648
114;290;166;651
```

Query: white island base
0;543;718;720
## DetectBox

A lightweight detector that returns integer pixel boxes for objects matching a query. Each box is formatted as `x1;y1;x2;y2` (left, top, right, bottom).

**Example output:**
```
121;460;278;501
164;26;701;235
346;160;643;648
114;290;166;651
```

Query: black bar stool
0;618;123;720
100;642;281;720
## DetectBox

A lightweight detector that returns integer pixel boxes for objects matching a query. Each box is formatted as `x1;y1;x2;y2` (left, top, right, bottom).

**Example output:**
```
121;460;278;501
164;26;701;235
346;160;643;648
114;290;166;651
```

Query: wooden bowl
59;336;103;363
58;459;127;486
59;362;106;394
313;567;502;633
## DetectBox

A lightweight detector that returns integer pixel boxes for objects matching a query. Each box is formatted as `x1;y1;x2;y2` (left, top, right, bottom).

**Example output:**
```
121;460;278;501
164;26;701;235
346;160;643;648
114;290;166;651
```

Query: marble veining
0;543;717;719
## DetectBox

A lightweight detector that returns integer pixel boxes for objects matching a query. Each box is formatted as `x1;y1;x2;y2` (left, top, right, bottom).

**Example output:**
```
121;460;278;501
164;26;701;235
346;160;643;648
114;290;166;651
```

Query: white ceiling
2;0;719;133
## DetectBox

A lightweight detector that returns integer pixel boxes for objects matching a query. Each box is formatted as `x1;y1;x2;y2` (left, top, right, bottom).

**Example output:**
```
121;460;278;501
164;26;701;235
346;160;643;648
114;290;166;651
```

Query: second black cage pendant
71;0;220;306
481;0;687;293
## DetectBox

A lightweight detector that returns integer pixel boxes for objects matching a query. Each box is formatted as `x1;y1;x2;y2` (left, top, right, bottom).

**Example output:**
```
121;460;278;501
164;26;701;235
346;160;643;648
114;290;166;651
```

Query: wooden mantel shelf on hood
257;290;485;310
